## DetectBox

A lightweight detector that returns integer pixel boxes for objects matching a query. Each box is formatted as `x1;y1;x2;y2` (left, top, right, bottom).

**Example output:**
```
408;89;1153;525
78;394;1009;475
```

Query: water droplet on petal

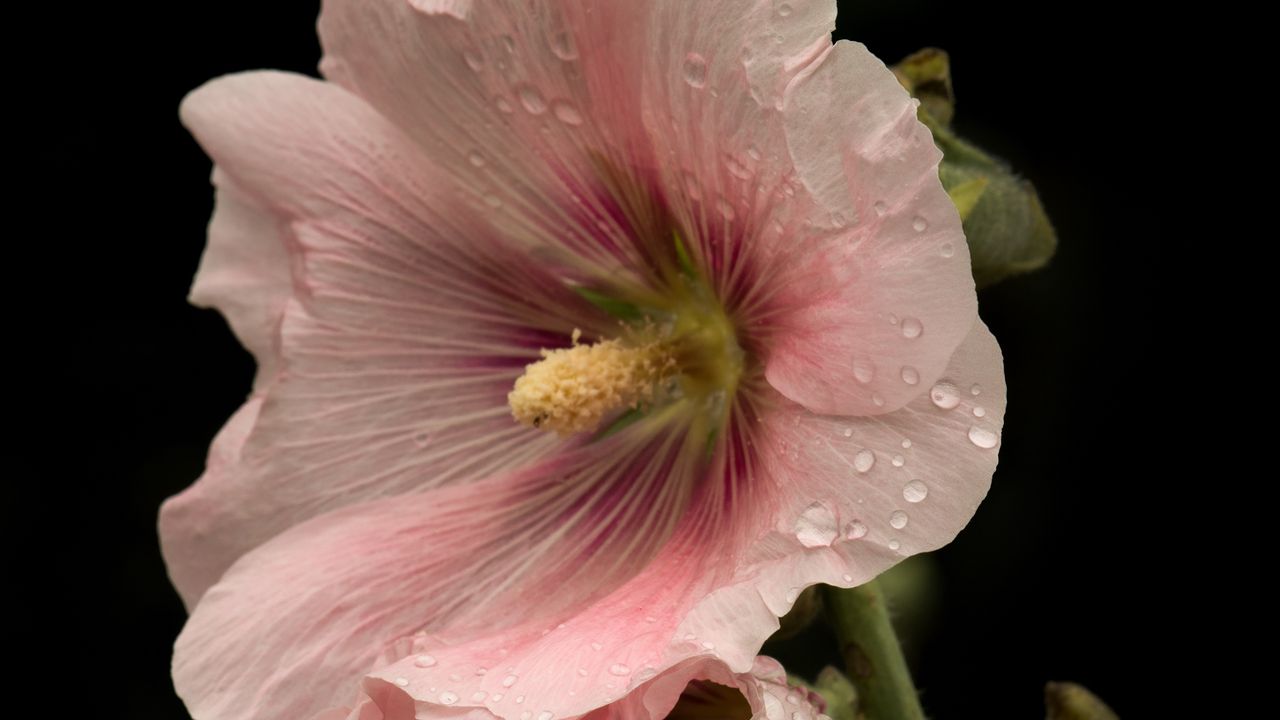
723;156;748;180
940;242;955;258
472;691;488;702
683;53;709;88
394;677;409;687
590;642;603;651
439;691;459;705
415;655;437;668
493;694;504;702
747;145;762;161
891;454;905;467
873;200;888;215
903;480;928;503
609;663;630;676
901;317;923;339
538;712;554;720
888;539;901;551
495;96;514;114
794;502;838;547
463;49;485;72
872;393;885;407
516;695;525;704
973;406;987;418
930;382;961;409
852;355;875;384
577;668;588;677
467;151;486;168
912;215;929;232
970;383;983;396
901;439;912;449
968;425;999;449
890;510;909;529
901;366;920;385
552;100;583;126
520;713;532;720
516;85;547;114
778;2;793;16
715;197;736;220
853;449;875;473
701;641;716;650
550;31;579;60
475;667;487;676
844;520;868;539
502;674;518;688
842;427;853;438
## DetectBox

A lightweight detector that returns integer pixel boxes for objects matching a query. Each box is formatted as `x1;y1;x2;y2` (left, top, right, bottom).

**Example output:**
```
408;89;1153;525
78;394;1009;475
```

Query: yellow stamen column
508;330;674;436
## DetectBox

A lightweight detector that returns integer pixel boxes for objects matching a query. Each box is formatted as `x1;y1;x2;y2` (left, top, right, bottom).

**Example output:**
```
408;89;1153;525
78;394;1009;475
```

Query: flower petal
165;71;604;607
764;40;977;417
172;421;709;720
189;169;292;389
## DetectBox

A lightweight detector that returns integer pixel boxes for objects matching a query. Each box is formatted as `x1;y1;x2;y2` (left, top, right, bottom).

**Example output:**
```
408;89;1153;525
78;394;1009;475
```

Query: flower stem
823;582;925;720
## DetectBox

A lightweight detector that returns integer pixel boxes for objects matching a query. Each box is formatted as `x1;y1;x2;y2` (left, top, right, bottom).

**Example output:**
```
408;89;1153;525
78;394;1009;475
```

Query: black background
27;1;1187;718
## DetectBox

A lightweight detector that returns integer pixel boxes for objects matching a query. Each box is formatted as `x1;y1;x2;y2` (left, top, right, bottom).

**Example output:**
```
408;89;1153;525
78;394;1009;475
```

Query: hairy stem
824;582;925;720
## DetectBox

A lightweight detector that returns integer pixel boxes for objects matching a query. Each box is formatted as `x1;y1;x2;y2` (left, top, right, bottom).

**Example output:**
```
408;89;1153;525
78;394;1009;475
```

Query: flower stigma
509;232;746;440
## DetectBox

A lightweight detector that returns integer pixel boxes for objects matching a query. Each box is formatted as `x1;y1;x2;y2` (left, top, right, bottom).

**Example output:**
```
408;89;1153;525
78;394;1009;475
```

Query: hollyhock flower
163;1;1006;719
327;655;826;720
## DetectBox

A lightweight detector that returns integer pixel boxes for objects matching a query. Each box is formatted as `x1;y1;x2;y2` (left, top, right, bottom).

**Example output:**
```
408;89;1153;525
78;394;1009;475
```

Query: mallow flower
164;1;1006;719
330;654;828;720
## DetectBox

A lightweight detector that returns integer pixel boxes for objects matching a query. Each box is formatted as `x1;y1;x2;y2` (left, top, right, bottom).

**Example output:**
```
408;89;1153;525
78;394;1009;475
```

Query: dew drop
778;2;793;16
415;654;437;668
395;677;409;687
912;215;929;232
475;667;487;676
973;406;987;418
830;211;848;228
726;156;752;179
873;200;888;215
467;151;486;168
888;539;901;551
970;383;982;396
493;694;504;702
842;427;853;438
472;691;488;702
929;382;961;410
552;100;583;126
439;691;459;706
901;366;920;385
842;573;854;582
889;510;909;529
495;96;514;114
891;454;905;467
682;53;709;88
853;449;875;473
538;712;554;720
844;520;868;539
520;713;532;720
903;480;929;503
794;501;838;548
577;668;588;677
590;642;603;651
747;145;762;161
463;49;485;72
901;439;912;449
940;242;955;258
702;641;716;650
516;85;548;114
852;356;875;384
609;663;630;676
502;674;518;688
715;197;736;220
968;425;999;449
516;695;525;704
550;31;579;60
872;393;885;407
900;317;923;339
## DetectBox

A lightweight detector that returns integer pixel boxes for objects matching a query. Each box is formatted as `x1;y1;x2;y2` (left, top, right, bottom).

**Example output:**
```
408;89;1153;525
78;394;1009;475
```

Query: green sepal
571;286;644;321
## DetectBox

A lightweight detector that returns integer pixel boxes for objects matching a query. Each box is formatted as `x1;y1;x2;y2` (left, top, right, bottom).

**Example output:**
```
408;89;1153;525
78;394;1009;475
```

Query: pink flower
327;655;825;720
163;1;1005;719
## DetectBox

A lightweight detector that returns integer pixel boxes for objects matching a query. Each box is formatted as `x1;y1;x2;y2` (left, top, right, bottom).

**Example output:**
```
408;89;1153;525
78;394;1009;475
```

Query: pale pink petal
682;320;1005;656
189;169;292;389
165;71;610;607
172;422;711;720
763;41;976;417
